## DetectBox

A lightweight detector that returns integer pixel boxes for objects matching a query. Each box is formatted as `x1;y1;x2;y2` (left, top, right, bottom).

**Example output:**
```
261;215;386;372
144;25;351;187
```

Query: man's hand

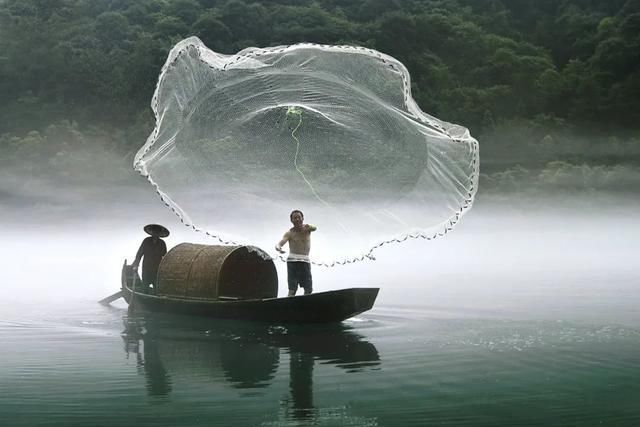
275;245;285;254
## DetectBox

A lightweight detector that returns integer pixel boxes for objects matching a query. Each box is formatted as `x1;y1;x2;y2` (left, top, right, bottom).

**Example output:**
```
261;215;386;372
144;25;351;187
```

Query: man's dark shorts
287;261;312;293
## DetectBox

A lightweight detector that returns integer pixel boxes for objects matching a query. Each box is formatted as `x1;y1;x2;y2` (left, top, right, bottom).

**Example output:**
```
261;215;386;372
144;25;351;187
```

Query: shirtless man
275;210;317;296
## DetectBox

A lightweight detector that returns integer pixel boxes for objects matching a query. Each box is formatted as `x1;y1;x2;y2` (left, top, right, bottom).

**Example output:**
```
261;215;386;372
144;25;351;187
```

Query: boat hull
121;264;378;323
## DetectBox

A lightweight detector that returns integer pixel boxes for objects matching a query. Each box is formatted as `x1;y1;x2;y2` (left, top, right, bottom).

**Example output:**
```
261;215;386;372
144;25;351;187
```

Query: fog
1;175;638;328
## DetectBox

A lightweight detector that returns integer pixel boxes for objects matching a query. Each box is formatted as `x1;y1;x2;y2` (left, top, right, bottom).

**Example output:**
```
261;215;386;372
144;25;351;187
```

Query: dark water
1;207;640;426
1;297;639;427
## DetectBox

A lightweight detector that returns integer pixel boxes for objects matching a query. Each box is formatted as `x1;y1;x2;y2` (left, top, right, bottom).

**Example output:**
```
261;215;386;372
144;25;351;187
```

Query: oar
129;266;138;313
98;260;130;305
98;291;123;305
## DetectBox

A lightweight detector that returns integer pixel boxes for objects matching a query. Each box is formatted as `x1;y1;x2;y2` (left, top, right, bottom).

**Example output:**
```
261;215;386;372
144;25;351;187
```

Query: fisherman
275;210;317;296
132;224;169;293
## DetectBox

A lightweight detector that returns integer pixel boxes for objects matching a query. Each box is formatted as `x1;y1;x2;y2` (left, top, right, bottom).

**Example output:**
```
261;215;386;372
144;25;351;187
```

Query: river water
1;201;639;426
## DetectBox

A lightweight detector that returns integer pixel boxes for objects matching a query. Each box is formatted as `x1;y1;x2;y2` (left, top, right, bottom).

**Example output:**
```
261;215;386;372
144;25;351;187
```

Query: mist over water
1;180;639;426
1;183;638;325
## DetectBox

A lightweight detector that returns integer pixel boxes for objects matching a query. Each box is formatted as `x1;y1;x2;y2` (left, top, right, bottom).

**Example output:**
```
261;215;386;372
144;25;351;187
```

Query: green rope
287;106;330;207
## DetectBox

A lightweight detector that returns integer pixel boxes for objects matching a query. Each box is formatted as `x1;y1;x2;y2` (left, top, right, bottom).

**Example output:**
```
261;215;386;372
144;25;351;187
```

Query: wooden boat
113;243;379;323
120;264;379;322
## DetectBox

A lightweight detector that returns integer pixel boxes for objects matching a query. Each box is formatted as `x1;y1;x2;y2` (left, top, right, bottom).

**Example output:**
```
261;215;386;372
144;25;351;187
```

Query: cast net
135;37;479;265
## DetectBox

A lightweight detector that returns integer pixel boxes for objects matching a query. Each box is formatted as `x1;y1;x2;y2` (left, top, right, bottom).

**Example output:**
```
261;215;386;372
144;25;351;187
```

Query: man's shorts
287;261;312;293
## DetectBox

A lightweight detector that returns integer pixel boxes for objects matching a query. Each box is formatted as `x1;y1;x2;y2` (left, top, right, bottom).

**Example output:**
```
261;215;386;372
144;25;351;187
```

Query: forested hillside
1;0;639;192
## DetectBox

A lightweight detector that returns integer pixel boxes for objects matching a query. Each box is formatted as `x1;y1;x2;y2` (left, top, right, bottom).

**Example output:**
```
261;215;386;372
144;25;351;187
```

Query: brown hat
144;224;170;238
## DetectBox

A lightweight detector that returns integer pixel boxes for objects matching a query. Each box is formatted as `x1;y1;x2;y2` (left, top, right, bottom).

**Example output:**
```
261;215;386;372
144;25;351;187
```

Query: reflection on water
121;312;380;422
2;301;640;426
2;205;640;426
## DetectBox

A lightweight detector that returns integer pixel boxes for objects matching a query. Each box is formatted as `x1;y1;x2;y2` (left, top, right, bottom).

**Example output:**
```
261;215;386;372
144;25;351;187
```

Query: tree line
1;0;639;188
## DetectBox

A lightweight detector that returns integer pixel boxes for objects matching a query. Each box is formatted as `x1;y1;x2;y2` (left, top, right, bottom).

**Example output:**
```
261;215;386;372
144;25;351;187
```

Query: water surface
1;203;639;426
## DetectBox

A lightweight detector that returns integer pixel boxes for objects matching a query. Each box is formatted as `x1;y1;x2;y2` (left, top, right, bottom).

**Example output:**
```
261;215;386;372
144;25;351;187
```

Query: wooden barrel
156;243;278;300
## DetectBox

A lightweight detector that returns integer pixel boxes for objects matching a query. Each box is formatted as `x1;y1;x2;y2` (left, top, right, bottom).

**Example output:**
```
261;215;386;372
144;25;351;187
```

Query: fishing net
135;37;479;265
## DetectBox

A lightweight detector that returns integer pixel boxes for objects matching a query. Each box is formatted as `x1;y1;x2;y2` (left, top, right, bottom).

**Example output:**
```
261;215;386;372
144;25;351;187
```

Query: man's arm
306;224;317;232
132;239;146;267
275;232;290;253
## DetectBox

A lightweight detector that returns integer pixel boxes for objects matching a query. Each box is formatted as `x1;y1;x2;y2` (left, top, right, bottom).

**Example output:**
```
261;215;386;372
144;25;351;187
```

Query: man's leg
287;262;298;296
140;270;153;294
301;262;313;295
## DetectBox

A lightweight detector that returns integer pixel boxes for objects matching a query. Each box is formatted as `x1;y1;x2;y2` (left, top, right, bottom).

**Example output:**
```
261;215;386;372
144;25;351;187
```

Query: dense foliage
1;0;639;191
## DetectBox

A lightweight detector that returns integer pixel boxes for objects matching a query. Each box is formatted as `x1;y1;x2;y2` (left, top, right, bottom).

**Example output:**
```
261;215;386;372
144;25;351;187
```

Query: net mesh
135;37;479;266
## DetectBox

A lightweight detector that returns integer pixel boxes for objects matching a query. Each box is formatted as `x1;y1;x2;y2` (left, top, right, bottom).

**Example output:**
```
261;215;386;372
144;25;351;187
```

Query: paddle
98;259;130;305
98;291;123;305
128;265;138;313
